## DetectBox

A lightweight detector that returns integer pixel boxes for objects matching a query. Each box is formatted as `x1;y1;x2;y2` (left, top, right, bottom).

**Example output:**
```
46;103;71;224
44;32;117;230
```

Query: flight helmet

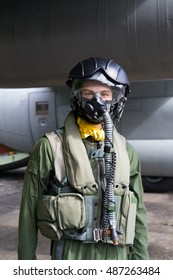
66;57;130;122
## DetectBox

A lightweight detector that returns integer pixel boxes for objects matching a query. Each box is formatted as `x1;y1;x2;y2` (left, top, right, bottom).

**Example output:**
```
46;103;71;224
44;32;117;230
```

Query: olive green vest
37;112;137;245
46;112;130;194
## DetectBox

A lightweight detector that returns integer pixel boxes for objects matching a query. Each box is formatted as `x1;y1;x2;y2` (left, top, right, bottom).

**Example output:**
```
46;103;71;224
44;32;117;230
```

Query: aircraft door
29;88;57;143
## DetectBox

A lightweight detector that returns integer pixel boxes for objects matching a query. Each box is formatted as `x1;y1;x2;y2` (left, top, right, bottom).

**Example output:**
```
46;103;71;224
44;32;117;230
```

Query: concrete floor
0;167;173;260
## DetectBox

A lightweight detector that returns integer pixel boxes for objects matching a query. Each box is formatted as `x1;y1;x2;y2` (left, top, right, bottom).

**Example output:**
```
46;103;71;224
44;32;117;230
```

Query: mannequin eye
74;89;94;100
80;90;95;99
100;91;112;100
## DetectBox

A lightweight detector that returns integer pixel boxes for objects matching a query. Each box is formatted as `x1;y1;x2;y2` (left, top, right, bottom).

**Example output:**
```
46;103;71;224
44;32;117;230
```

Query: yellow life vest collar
77;116;105;141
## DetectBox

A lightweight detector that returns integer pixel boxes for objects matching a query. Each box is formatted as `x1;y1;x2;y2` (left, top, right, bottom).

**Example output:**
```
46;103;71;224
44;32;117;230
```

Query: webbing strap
55;239;65;260
45;131;66;183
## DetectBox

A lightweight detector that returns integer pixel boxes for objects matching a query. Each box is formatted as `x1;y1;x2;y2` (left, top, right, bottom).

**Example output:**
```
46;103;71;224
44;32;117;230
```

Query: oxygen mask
73;84;126;123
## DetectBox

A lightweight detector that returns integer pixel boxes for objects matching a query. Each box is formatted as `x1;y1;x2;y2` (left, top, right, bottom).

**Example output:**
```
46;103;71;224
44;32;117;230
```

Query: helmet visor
74;84;126;103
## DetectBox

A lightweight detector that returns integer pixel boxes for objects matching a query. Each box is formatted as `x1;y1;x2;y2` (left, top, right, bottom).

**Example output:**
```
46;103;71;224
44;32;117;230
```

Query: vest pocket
118;190;137;245
37;193;86;240
37;221;63;241
56;193;86;230
37;195;62;240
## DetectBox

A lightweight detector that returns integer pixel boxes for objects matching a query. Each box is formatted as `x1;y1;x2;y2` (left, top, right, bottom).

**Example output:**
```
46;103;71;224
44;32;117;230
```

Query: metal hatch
29;88;57;143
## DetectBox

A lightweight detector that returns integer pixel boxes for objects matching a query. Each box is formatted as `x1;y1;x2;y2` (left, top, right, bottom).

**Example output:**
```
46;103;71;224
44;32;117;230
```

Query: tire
142;176;173;193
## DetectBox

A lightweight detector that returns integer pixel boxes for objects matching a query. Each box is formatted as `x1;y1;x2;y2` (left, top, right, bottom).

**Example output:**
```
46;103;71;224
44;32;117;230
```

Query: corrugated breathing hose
102;111;119;245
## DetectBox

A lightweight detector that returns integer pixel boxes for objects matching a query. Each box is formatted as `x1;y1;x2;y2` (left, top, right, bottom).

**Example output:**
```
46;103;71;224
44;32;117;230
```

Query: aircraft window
36;101;48;115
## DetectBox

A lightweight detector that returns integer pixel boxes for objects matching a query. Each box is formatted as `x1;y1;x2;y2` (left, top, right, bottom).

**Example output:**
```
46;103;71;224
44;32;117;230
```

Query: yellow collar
77;116;105;141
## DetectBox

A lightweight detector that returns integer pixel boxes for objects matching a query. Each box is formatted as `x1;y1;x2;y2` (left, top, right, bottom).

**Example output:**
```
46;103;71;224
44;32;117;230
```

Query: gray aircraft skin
0;0;173;191
1;81;173;192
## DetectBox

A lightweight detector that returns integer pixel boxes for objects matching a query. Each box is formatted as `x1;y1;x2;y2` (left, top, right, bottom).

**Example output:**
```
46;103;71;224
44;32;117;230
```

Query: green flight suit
18;132;149;260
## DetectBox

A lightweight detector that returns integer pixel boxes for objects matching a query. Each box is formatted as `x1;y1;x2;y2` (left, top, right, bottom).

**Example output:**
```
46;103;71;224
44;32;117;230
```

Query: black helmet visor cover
66;57;130;90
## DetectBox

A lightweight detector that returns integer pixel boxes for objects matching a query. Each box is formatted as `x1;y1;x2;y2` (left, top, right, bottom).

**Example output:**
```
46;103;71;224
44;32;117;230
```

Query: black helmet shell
66;57;130;89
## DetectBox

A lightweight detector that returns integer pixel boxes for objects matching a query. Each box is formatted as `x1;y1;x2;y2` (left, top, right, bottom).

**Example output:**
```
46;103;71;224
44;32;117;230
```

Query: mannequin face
79;80;112;101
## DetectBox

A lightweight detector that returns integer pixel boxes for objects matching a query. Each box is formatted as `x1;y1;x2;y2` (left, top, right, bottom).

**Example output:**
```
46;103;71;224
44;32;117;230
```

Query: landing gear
142;176;173;193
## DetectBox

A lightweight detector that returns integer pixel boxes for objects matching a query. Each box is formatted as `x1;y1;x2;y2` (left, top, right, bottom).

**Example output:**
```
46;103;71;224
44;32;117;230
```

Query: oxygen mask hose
83;94;119;244
102;111;119;245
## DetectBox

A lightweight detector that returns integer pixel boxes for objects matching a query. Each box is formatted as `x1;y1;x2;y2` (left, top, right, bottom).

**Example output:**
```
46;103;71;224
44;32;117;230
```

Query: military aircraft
0;0;173;192
0;143;29;172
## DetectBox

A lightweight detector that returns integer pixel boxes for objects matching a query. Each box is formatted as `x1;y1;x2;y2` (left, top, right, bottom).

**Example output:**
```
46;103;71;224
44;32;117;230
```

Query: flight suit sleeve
18;137;54;260
126;142;149;260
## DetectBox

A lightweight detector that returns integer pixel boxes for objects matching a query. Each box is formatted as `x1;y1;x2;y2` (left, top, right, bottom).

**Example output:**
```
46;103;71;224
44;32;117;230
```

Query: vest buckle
93;228;103;242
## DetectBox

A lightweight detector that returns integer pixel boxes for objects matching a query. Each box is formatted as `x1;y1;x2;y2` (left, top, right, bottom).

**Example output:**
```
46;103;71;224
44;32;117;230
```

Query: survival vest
37;112;137;245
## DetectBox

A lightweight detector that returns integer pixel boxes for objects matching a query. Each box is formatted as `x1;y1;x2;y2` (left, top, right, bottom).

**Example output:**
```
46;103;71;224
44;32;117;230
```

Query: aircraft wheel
142;176;173;193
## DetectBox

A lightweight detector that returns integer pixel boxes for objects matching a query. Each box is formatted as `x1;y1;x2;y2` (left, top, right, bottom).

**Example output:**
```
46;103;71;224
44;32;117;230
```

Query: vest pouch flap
37;195;57;222
37;221;63;241
119;190;137;245
56;193;86;230
37;195;63;240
